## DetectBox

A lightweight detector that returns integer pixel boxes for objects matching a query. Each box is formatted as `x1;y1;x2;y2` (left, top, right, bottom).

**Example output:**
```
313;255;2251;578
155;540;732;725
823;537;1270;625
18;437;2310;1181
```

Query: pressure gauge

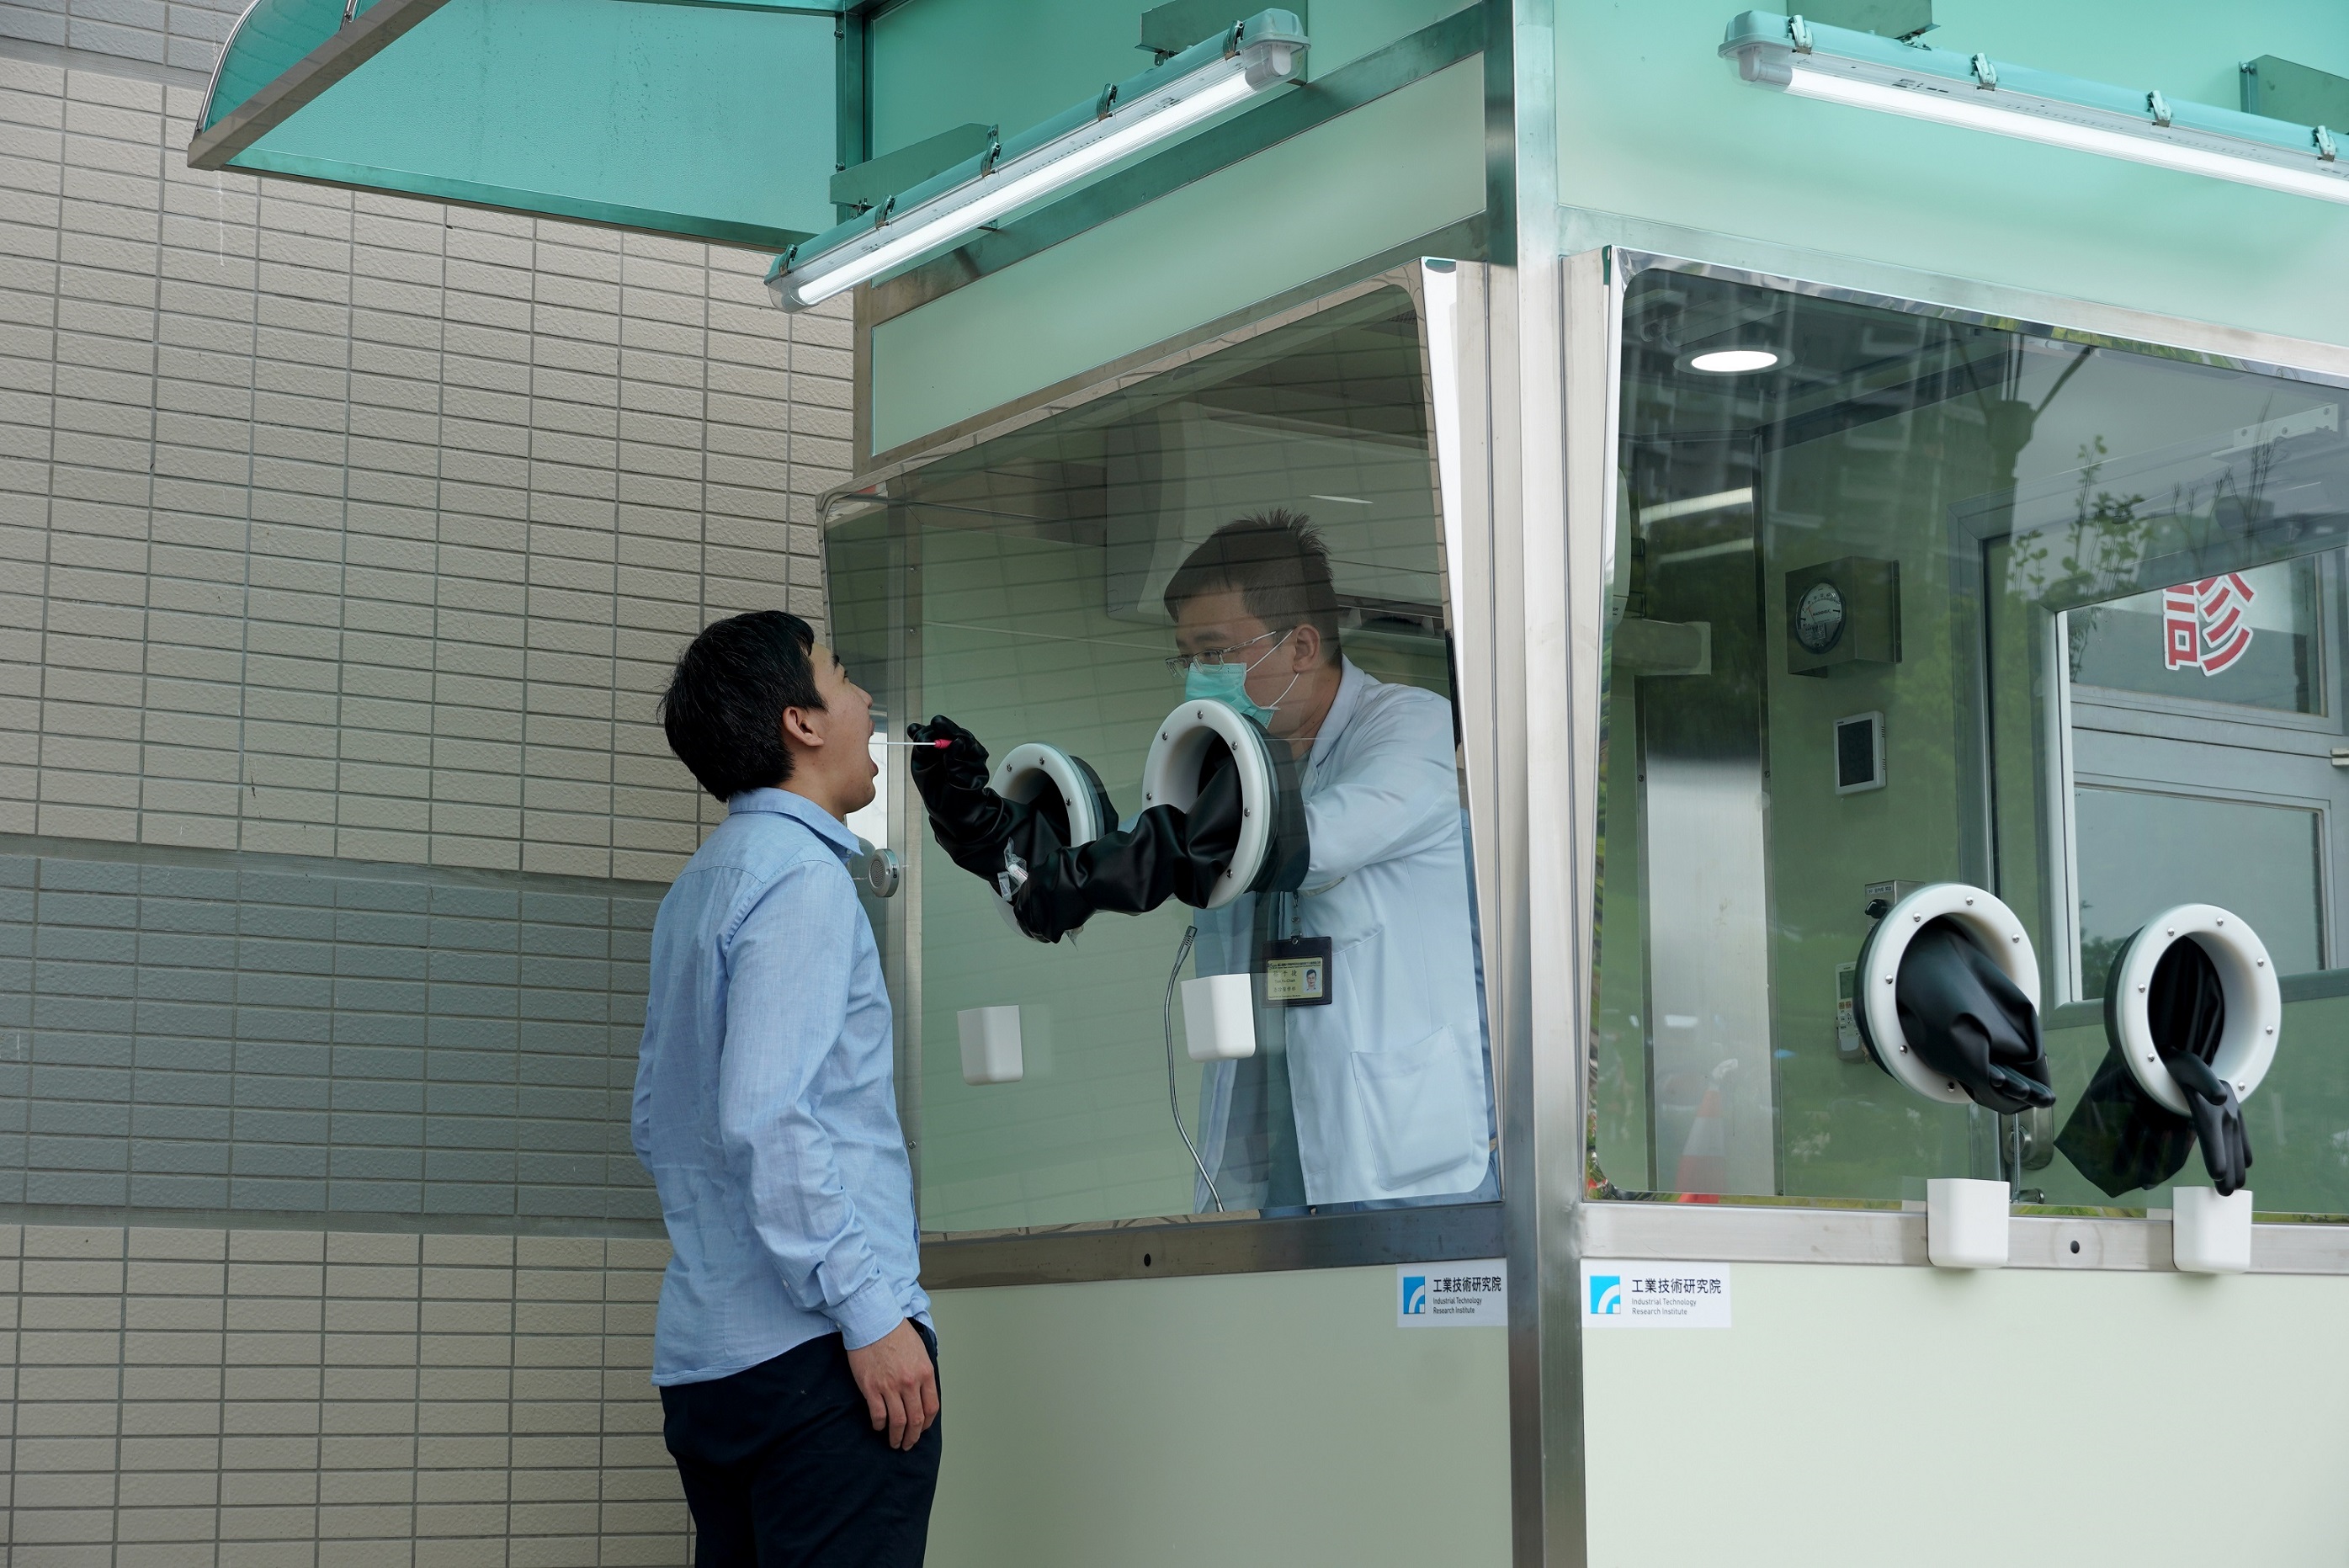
1794;579;1846;654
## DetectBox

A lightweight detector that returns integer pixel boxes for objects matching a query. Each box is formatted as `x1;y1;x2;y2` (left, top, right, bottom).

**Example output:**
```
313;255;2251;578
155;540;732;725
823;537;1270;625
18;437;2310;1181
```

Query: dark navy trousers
660;1325;941;1568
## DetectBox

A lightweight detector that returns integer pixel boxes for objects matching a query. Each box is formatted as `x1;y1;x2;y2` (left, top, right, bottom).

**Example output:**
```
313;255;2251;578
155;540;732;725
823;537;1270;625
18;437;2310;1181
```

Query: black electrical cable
1161;923;1224;1214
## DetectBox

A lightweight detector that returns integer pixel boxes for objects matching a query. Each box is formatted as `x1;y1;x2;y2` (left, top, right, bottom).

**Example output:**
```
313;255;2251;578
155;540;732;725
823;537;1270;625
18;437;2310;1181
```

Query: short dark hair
1162;509;1342;661
658;611;823;800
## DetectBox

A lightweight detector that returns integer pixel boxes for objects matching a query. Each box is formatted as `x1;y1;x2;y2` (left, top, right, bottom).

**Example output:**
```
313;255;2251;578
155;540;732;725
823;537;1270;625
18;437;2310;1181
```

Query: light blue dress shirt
633;788;929;1385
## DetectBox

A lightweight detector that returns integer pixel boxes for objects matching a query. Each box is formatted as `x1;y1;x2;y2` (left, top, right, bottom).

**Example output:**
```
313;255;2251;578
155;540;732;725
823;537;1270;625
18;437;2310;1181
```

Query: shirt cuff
832;1276;905;1351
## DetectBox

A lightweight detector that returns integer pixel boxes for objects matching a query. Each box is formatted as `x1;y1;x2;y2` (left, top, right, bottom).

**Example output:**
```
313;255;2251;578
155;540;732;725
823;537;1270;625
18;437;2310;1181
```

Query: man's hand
844;1320;938;1451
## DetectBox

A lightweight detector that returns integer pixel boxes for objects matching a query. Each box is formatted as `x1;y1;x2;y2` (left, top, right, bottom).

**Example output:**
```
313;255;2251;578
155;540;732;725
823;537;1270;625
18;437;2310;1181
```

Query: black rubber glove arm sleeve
905;715;1260;943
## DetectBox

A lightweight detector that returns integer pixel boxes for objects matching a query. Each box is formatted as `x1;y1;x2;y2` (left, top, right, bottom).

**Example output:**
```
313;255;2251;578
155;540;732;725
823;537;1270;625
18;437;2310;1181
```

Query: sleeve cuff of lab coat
832;1278;904;1351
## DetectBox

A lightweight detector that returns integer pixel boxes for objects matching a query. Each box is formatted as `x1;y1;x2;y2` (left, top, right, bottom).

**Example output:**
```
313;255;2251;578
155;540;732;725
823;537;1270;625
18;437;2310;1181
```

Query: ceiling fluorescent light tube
1719;11;2349;207
769;9;1307;310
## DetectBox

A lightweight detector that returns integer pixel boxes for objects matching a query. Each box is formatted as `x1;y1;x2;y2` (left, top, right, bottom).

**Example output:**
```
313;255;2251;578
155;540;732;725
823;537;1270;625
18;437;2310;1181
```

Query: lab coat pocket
1348;1026;1476;1189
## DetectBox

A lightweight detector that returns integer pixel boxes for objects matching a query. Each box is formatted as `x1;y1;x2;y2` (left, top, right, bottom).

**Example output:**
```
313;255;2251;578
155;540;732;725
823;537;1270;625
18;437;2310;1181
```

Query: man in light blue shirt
635;609;938;1567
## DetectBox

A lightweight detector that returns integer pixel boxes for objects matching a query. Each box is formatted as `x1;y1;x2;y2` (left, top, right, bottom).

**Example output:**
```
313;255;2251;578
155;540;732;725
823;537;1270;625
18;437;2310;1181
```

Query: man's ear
779;704;825;750
1289;622;1324;669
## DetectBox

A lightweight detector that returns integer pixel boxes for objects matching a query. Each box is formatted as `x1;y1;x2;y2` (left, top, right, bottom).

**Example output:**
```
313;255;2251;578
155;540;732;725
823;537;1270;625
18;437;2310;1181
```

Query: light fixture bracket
1722;10;2349;206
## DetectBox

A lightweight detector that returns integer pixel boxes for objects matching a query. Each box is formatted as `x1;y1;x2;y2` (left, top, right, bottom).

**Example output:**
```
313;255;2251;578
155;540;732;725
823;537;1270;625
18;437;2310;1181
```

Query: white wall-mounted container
1180;971;1257;1060
958;1005;1024;1085
1926;1177;2011;1268
2171;1186;2253;1274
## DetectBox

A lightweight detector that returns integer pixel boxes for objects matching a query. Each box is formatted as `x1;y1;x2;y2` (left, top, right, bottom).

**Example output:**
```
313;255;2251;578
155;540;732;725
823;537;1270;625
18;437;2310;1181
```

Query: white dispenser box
1180;972;1257;1061
957;1006;1024;1085
1926;1177;2010;1268
2171;1186;2253;1274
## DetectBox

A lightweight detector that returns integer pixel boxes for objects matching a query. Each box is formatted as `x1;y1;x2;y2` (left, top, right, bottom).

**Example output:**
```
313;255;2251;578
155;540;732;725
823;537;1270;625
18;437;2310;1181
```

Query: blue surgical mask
1183;630;1296;727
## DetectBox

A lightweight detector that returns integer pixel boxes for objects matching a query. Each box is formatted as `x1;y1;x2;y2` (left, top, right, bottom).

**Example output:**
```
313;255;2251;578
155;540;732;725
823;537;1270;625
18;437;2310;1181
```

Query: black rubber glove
905;715;1269;943
2167;1050;2251;1196
906;716;1017;883
1894;919;2056;1115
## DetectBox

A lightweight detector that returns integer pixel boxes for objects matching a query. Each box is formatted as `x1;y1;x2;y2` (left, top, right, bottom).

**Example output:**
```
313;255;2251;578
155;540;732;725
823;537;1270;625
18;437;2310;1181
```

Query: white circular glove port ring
1859;883;2040;1106
991;742;1111;847
987;742;1113;936
2107;903;2279;1117
1140;701;1278;911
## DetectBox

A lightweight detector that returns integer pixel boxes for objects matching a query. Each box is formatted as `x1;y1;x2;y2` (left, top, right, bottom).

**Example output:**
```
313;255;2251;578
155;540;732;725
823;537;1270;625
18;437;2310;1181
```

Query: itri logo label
1580;1260;1733;1330
1395;1262;1507;1327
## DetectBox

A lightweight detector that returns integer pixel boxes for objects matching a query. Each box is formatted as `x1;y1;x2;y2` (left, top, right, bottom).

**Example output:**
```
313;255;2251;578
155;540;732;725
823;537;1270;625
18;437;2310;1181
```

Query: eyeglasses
1163;627;1287;676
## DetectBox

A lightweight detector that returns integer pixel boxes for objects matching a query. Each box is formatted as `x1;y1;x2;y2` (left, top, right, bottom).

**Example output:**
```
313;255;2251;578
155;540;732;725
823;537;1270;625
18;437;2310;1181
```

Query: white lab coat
1193;660;1491;1206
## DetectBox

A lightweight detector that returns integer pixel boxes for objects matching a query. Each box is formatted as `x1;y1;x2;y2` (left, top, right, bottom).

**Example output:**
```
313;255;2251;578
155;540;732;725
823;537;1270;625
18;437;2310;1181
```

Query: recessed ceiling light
1689;348;1780;375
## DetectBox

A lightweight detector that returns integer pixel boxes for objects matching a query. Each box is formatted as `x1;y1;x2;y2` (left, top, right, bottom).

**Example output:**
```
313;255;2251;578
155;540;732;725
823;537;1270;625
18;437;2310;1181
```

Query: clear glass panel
827;284;1494;1233
1592;264;2349;1217
2073;786;2323;996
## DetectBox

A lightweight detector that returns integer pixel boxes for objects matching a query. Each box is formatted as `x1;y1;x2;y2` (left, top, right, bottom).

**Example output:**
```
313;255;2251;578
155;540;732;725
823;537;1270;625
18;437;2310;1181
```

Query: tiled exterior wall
0;53;847;883
0;0;236;80
0;840;667;1226
0;1223;685;1566
0;30;855;1563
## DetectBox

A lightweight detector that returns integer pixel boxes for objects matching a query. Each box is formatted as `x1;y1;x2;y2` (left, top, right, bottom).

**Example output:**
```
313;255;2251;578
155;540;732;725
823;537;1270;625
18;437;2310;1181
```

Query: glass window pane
2073;785;2322;996
1594;263;2349;1218
826;284;1495;1234
2070;557;2325;714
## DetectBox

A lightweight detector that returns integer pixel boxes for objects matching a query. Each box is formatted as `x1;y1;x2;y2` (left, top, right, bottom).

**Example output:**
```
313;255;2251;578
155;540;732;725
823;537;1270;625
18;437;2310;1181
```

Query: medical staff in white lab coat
1169;512;1491;1209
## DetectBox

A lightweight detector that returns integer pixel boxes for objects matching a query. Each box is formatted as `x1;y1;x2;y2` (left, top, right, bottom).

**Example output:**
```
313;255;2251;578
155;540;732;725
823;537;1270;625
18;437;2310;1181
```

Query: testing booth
194;0;2349;1561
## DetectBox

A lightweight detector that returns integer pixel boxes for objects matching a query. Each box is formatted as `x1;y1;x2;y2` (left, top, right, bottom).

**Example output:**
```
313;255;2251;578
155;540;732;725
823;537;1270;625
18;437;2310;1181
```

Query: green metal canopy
190;0;846;249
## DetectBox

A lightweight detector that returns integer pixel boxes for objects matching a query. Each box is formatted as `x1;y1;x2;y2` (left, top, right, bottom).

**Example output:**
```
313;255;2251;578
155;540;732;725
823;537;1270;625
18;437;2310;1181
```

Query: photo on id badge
1264;936;1332;1006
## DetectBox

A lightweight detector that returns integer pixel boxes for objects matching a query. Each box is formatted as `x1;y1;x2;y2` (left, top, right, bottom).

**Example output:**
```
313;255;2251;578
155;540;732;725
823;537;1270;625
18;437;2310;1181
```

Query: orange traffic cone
1674;1059;1736;1201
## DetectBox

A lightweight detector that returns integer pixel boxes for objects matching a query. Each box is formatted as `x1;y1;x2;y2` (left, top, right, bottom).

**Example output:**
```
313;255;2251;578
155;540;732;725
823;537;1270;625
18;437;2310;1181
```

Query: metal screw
1913;913;1922;923
1884;975;1895;985
2010;933;2021;943
1965;896;1975;906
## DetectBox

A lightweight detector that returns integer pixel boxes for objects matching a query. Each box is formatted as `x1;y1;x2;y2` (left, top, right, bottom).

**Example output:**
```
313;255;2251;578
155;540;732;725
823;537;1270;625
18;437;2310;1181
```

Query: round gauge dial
1795;580;1847;655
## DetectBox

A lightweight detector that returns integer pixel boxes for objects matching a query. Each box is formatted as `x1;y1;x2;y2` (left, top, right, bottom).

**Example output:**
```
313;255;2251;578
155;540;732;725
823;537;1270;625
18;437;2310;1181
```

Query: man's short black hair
1162;508;1342;661
658;610;824;800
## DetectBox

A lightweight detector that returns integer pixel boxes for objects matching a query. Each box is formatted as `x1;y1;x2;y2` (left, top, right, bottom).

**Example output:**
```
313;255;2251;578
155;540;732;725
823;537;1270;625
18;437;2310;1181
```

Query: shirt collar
1307;658;1372;773
727;787;862;860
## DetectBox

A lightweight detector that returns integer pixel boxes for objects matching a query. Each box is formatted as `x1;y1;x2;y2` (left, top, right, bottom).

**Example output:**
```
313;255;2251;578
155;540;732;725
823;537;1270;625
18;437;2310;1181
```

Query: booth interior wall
925;1268;1510;1568
1551;0;2349;348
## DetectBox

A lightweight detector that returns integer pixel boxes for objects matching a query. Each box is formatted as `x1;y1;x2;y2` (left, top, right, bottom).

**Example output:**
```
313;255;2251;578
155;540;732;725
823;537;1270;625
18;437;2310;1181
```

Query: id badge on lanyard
1264;934;1333;1007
